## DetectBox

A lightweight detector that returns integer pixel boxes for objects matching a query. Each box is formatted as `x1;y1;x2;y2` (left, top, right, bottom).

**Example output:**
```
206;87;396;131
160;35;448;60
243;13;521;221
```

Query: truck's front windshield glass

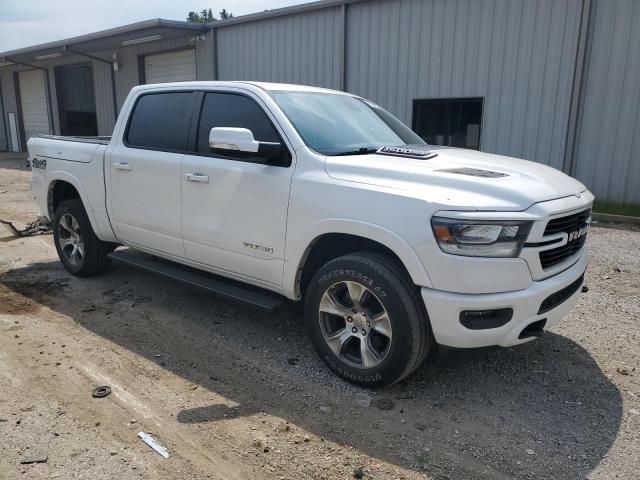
271;91;425;156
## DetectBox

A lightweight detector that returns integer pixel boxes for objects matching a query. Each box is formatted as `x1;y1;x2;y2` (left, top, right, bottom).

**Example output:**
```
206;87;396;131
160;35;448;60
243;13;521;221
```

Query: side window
126;92;192;151
197;93;280;154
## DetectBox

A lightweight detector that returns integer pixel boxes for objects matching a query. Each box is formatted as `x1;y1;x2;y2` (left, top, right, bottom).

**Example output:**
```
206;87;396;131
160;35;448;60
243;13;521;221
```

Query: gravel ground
0;153;638;479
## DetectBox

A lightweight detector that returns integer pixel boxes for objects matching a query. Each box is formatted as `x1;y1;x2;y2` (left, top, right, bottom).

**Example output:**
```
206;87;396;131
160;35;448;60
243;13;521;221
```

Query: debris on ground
414;421;427;431
374;398;395;411
354;393;371;408
353;466;364;478
581;285;589;293
92;386;112;398
0;218;51;237
287;357;299;365
138;432;170;459
318;405;332;414
20;452;48;464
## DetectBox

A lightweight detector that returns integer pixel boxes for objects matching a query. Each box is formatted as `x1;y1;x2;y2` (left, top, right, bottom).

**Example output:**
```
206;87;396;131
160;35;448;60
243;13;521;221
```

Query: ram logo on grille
568;224;590;242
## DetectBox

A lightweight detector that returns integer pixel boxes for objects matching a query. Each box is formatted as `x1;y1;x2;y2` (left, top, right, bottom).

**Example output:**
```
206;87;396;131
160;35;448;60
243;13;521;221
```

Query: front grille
544;209;591;235
538;273;584;314
539;209;591;269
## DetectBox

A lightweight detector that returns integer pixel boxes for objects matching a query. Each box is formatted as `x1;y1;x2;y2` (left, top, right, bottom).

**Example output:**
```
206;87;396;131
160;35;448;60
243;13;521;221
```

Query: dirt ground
0;152;638;480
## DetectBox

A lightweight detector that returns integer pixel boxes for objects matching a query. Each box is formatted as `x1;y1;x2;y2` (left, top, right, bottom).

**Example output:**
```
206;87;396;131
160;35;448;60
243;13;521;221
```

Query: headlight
431;217;532;257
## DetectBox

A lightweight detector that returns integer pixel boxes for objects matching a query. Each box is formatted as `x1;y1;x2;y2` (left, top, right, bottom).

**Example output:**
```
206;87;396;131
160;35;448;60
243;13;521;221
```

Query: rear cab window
125;92;193;151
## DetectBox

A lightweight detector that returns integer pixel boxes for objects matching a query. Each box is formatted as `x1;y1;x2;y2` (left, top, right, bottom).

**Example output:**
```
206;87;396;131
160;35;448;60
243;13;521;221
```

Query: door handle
113;162;131;171
184;172;209;183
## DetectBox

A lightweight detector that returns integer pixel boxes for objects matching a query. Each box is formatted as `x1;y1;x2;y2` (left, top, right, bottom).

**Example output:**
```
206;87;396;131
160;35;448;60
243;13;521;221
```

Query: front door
181;91;294;288
108;91;195;257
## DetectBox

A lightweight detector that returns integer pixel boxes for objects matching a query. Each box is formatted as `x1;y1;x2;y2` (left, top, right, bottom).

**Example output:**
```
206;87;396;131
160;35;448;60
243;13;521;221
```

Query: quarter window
196;93;280;154
126;92;192;151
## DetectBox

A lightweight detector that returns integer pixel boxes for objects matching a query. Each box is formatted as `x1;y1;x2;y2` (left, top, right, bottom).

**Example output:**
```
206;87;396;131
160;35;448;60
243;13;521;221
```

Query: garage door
18;70;51;141
144;49;197;84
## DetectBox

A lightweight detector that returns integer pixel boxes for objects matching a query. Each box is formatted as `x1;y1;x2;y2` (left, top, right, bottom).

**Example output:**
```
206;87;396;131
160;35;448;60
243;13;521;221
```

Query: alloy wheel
57;213;85;267
318;281;393;369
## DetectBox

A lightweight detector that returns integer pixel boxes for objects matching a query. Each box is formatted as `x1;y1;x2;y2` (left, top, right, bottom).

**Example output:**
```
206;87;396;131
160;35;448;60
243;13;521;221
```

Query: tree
186;11;203;23
186;8;233;23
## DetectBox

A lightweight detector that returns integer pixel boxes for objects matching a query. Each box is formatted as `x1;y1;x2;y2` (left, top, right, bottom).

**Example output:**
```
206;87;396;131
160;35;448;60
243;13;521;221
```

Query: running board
108;249;286;311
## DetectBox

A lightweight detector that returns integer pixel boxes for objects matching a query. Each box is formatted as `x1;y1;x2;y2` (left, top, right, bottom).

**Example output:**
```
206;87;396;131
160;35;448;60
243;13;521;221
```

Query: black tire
305;252;432;387
52;199;113;277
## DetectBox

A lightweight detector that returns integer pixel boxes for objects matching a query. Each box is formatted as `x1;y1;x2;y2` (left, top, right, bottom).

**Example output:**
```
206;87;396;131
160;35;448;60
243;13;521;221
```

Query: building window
412;97;483;150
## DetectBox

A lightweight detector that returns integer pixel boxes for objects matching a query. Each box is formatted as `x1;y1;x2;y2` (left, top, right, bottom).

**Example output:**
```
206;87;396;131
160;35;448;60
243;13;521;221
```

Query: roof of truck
131;81;353;95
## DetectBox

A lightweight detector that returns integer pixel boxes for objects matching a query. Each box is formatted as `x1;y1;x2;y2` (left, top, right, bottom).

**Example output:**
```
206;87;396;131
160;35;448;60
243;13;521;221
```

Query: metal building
0;0;638;204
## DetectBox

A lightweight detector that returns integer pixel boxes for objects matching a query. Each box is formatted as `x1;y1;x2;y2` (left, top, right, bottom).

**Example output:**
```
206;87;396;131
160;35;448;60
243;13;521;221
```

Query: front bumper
421;250;587;348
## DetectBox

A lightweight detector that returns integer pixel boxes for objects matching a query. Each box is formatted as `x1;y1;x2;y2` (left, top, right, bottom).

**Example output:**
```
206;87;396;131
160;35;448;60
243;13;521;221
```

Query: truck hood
324;147;588;211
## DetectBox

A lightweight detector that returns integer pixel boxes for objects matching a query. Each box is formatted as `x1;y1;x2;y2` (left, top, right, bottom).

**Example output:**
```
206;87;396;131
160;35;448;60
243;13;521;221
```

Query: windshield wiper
330;146;379;156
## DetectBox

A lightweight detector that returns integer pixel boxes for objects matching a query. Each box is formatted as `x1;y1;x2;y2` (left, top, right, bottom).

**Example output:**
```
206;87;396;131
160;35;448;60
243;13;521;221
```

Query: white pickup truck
29;81;593;386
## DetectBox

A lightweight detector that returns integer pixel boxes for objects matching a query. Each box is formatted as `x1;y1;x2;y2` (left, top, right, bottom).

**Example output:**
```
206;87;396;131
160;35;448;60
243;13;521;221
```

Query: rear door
144;50;197;84
180;90;294;288
107;90;196;258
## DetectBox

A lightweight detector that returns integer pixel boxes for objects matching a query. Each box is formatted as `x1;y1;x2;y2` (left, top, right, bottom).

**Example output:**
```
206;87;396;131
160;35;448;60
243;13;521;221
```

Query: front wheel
305;253;432;387
52;199;113;277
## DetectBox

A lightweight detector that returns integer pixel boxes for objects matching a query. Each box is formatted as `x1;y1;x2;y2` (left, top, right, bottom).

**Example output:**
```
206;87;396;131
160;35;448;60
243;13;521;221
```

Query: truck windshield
271;91;425;156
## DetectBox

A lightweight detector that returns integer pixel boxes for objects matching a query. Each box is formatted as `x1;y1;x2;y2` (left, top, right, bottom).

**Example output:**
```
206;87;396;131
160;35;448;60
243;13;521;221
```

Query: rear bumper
421;251;587;348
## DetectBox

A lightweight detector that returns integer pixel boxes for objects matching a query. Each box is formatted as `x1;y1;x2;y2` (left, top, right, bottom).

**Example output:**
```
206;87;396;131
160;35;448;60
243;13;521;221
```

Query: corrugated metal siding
114;36;206;109
216;7;343;89
346;0;582;169
574;0;640;203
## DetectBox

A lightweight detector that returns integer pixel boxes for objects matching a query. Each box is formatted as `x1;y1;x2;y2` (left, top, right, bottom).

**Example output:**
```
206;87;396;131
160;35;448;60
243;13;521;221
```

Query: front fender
284;218;433;298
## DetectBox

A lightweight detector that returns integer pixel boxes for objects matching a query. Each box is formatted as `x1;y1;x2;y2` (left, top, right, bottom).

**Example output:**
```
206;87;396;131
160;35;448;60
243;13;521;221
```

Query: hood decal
377;146;438;159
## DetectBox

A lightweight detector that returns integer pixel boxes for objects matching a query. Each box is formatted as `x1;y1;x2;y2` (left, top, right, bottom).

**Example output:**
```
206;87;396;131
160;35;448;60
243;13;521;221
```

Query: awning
0;19;208;66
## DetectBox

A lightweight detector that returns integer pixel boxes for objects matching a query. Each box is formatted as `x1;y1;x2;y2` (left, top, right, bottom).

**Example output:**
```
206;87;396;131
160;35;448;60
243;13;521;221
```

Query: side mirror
209;127;286;164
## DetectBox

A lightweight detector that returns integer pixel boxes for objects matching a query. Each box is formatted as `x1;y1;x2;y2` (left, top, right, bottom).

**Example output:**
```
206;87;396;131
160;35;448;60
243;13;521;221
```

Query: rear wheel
53;199;113;277
305;252;432;387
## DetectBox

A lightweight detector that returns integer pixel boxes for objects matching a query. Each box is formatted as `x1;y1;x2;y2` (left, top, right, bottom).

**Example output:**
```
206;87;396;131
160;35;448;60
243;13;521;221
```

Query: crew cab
29;82;593;386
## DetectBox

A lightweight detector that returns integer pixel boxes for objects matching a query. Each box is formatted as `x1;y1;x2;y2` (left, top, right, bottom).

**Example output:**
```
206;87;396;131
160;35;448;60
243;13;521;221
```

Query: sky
0;0;307;52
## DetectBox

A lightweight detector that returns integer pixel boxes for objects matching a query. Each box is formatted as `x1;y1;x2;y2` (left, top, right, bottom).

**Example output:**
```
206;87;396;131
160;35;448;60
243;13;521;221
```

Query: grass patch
593;200;640;218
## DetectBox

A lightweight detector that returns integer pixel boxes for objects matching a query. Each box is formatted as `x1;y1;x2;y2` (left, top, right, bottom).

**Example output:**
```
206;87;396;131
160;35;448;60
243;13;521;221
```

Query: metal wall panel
114;36;208;110
346;0;582;170
216;7;343;89
573;0;640;203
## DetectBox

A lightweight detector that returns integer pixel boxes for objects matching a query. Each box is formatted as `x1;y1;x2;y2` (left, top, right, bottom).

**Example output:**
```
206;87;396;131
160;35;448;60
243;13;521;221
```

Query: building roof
0;0;369;66
0;19;207;65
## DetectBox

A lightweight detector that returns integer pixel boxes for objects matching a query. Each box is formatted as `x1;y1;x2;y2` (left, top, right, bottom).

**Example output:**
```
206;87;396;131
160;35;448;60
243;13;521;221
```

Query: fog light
459;308;513;330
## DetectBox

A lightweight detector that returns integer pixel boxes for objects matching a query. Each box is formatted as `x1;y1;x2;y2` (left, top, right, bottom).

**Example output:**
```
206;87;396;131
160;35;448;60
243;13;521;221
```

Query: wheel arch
287;220;433;299
47;174;102;238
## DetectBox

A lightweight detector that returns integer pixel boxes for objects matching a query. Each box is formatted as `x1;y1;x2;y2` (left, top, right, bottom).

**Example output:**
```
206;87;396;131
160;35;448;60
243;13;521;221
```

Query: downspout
563;0;594;176
340;3;348;92
64;46;119;124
